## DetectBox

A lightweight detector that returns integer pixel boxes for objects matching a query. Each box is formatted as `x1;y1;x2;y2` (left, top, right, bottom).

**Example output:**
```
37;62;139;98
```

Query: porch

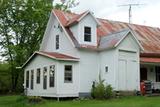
140;55;160;93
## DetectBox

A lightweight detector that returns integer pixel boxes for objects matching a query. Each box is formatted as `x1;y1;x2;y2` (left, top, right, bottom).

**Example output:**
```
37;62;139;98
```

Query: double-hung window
30;70;34;90
50;65;55;87
26;71;29;88
43;67;47;89
36;68;40;84
84;27;91;42
64;65;72;83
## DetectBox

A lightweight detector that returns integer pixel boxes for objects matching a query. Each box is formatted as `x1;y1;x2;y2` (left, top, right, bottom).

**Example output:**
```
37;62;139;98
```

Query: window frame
43;67;47;90
84;26;91;42
49;65;55;87
30;70;34;90
64;65;73;83
156;66;160;82
26;71;29;88
56;35;59;50
36;68;41;84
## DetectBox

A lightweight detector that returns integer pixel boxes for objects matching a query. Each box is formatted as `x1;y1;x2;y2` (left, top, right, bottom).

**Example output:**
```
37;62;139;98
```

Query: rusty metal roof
39;51;79;60
140;57;160;63
99;29;130;50
98;19;160;53
53;9;160;53
22;51;79;68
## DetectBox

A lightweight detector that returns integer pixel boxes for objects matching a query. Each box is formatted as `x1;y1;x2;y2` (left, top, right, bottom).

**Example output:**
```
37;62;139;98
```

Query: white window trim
64;65;73;83
84;26;92;42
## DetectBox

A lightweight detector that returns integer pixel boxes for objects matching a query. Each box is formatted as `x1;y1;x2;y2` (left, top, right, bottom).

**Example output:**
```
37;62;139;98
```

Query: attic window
84;27;91;42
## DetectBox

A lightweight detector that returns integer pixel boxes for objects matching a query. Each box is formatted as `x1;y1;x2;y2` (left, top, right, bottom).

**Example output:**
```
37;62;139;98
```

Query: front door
140;68;147;81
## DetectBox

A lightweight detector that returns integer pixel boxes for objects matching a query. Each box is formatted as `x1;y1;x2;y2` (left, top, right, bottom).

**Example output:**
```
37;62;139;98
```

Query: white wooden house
22;9;160;98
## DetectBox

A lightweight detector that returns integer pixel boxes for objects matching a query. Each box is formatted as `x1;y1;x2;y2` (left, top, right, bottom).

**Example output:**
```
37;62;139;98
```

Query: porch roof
38;51;79;61
22;51;79;68
140;57;160;63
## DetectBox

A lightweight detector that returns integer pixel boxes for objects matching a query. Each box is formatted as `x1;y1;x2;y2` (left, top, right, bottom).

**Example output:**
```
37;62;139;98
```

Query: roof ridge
53;9;160;29
52;9;160;53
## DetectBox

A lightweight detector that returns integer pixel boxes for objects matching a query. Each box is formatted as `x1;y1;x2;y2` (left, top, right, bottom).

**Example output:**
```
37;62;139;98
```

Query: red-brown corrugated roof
66;11;88;26
140;53;160;63
38;51;79;60
140;57;160;63
53;9;160;53
98;21;160;53
22;51;79;68
140;53;160;58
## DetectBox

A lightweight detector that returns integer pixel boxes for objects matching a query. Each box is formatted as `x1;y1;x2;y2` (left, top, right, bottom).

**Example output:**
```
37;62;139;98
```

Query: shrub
93;82;106;99
105;85;113;99
91;75;114;99
27;96;43;104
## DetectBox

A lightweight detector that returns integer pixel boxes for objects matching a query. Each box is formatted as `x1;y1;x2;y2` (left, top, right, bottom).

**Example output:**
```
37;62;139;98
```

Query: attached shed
22;51;79;97
118;50;138;90
100;29;143;91
116;31;142;91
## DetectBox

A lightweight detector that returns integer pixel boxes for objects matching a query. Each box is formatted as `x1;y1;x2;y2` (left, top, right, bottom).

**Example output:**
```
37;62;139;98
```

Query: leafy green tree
0;0;78;92
54;0;79;12
0;63;10;93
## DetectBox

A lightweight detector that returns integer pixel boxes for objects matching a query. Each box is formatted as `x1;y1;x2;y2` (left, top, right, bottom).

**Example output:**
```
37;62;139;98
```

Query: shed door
127;60;137;90
118;59;127;90
118;50;138;91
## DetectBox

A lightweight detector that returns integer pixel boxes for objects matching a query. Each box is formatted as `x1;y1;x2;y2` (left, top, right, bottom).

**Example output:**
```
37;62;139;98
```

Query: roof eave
66;20;79;27
67;11;101;27
56;58;79;61
52;10;76;47
22;51;79;69
97;46;115;51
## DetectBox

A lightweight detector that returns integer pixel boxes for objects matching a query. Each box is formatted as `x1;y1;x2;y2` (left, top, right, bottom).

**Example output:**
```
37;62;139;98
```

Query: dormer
68;11;100;46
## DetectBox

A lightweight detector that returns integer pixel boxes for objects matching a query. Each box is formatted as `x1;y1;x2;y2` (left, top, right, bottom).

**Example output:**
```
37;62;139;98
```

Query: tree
0;63;10;94
0;0;78;92
54;0;79;12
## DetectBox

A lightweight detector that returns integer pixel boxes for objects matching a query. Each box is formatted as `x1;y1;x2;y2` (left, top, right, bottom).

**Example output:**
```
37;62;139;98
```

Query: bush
91;82;105;99
105;85;113;99
91;75;114;99
27;96;44;104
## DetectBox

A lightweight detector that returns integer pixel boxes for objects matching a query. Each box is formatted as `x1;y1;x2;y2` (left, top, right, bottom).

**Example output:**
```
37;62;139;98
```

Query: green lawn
0;95;160;107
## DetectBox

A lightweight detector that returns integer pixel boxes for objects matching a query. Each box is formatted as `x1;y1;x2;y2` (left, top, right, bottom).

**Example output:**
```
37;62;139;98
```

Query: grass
0;95;160;107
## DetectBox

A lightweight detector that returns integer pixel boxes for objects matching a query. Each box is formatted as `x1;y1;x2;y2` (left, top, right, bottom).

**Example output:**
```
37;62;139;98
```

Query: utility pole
118;4;144;23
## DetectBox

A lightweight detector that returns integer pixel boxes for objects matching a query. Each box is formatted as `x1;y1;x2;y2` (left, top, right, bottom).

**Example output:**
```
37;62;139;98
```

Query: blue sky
68;0;160;27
